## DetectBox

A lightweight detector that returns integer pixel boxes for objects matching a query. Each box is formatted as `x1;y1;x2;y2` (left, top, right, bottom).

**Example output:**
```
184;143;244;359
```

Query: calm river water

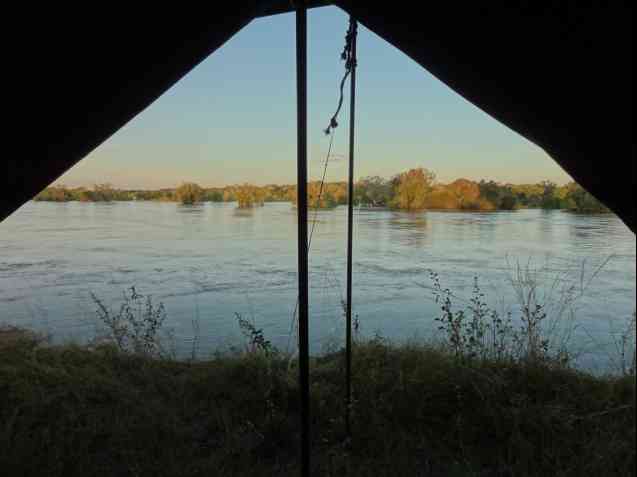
1;201;634;371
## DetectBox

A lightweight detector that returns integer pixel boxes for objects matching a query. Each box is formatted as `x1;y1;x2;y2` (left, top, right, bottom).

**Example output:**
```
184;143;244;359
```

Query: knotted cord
286;18;358;356
324;18;358;136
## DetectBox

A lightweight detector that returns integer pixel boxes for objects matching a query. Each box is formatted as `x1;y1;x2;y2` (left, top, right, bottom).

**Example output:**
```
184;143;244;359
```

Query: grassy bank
0;328;634;477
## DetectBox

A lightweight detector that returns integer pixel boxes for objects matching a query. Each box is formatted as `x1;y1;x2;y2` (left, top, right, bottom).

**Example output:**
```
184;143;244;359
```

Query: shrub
90;286;170;357
235;313;275;356
430;272;515;362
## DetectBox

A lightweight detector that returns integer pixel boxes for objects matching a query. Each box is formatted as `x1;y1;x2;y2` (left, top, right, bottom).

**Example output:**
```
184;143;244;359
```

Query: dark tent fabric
4;2;634;231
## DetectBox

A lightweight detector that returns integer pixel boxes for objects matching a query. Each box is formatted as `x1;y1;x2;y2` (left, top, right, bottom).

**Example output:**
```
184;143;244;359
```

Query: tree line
34;167;609;213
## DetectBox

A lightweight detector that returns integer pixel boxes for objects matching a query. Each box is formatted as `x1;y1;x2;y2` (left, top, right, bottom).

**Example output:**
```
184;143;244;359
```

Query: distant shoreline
28;199;614;215
34;169;611;213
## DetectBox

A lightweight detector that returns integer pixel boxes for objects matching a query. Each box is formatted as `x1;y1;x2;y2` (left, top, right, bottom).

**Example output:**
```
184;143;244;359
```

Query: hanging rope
324;19;358;136
286;17;359;356
285;130;336;355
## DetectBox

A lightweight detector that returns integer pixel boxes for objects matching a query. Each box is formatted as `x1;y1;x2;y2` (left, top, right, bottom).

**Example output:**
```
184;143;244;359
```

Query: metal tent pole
295;3;310;476
345;16;357;438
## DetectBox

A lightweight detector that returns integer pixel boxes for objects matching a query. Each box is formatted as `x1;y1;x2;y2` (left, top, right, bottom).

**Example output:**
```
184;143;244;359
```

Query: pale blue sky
58;6;572;189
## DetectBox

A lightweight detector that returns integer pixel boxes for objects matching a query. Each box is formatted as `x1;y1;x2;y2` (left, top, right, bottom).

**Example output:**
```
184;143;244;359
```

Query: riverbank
33;172;610;213
30;198;610;215
1;203;634;373
1;328;634;477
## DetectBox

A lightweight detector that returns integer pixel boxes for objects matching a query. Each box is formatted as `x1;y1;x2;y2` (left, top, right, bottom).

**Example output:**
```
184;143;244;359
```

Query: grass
0;328;634;477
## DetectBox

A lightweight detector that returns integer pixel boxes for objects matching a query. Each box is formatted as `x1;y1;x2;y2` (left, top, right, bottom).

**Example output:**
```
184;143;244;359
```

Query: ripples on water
0;201;635;372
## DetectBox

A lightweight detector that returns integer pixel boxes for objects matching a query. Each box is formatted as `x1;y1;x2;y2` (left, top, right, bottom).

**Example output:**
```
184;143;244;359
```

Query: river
1;201;634;372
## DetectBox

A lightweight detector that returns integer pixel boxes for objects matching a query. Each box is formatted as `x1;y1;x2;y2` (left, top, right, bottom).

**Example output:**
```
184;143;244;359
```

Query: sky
57;6;572;189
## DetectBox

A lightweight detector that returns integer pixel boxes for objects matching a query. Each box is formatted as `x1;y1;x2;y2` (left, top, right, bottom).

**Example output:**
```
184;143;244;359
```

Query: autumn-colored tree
263;184;293;202
78;187;93;202
176;182;203;205
285;186;296;200
425;186;460;209
34;185;72;202
423;179;481;210
325;182;348;206
391;168;436;211
448;179;480;205
222;187;236;202
236;184;265;208
30;172;610;214
308;181;337;209
289;182;339;209
254;187;266;206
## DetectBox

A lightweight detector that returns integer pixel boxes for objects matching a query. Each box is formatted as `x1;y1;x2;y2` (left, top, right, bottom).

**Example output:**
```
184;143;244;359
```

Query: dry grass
0;325;42;349
0;334;634;477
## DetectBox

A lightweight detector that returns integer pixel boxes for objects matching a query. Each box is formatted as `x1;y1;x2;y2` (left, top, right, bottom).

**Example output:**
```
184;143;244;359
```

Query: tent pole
295;3;310;476
345;16;357;439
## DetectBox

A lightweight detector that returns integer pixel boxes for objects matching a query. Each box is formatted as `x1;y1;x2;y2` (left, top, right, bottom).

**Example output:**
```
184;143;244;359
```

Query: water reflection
232;208;256;218
387;212;429;231
434;211;501;243
566;213;621;255
386;212;429;247
177;204;205;214
537;209;555;242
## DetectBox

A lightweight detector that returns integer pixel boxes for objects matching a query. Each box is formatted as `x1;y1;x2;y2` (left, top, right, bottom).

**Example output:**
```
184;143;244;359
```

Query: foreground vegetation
0;326;634;477
2;263;632;475
34;167;609;212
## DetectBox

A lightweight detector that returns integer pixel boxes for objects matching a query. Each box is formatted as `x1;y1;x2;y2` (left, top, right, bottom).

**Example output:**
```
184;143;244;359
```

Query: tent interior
4;2;633;231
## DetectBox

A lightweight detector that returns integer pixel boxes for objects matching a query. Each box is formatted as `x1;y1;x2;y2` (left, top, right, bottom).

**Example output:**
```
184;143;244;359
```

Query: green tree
204;189;223;202
91;184;116;202
540;180;563;209
356;176;393;207
478;180;518;210
511;183;544;208
566;183;610;213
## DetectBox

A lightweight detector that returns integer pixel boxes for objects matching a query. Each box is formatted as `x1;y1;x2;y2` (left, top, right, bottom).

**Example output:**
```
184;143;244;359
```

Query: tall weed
90;286;170;357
